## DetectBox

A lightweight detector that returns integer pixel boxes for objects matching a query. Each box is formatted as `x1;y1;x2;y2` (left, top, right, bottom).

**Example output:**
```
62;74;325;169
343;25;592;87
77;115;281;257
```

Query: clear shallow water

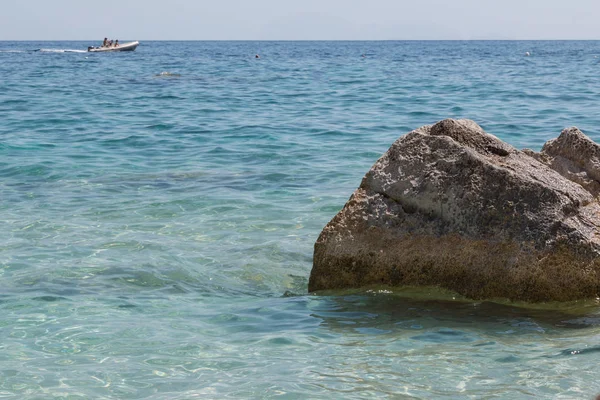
1;40;600;398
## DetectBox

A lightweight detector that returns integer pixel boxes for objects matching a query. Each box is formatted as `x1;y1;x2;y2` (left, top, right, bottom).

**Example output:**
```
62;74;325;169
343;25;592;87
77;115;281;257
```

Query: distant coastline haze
1;0;599;40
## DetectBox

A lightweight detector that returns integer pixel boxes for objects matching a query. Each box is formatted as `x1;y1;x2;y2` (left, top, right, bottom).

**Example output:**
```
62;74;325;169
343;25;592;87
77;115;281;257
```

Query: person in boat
114;40;119;47
102;38;108;47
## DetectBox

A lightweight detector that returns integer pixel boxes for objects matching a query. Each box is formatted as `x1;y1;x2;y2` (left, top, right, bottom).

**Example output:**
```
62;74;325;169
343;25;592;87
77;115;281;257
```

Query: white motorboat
88;41;139;53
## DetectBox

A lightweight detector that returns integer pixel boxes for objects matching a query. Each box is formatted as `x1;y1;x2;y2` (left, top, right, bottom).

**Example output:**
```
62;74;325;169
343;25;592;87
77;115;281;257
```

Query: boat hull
88;41;139;53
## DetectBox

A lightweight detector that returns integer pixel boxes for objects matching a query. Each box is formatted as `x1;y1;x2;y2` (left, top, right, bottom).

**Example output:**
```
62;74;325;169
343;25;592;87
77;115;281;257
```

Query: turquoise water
1;41;600;398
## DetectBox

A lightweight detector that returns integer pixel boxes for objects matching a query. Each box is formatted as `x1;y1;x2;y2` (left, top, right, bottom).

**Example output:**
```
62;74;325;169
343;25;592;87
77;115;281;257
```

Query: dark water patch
495;355;521;363
266;337;295;345
0;164;54;178
32;295;69;302
130;94;185;102
560;316;600;327
407;110;437;118
310;288;600;335
411;328;476;343
154;94;185;100
117;303;137;309
1;99;28;105
99;135;156;149
145;123;175;131
474;341;497;347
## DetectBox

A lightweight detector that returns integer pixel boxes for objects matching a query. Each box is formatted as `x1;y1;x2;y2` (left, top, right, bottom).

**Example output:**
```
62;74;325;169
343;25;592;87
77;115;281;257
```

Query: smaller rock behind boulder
539;127;600;197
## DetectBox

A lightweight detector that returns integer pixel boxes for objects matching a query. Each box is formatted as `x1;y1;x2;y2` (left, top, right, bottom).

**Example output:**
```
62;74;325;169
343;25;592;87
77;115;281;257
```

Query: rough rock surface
309;119;600;302
538;127;600;197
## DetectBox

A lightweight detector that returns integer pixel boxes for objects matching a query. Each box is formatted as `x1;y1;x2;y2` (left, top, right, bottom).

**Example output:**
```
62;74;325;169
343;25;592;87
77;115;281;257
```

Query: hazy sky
2;0;599;40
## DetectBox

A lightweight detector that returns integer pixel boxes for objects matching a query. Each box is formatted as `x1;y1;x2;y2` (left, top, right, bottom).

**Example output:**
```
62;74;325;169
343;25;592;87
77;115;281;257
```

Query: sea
1;40;600;399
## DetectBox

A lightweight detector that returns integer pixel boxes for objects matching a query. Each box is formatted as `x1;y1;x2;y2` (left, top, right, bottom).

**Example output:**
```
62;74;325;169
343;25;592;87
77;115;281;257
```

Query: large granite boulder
309;119;600;302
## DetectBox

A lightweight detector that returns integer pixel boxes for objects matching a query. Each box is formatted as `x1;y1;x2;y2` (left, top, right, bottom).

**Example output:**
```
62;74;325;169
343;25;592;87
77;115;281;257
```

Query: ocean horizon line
3;38;600;42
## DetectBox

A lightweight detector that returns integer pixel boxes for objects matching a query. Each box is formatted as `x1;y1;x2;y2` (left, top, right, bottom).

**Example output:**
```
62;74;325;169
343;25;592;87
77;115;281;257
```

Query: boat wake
36;49;88;53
